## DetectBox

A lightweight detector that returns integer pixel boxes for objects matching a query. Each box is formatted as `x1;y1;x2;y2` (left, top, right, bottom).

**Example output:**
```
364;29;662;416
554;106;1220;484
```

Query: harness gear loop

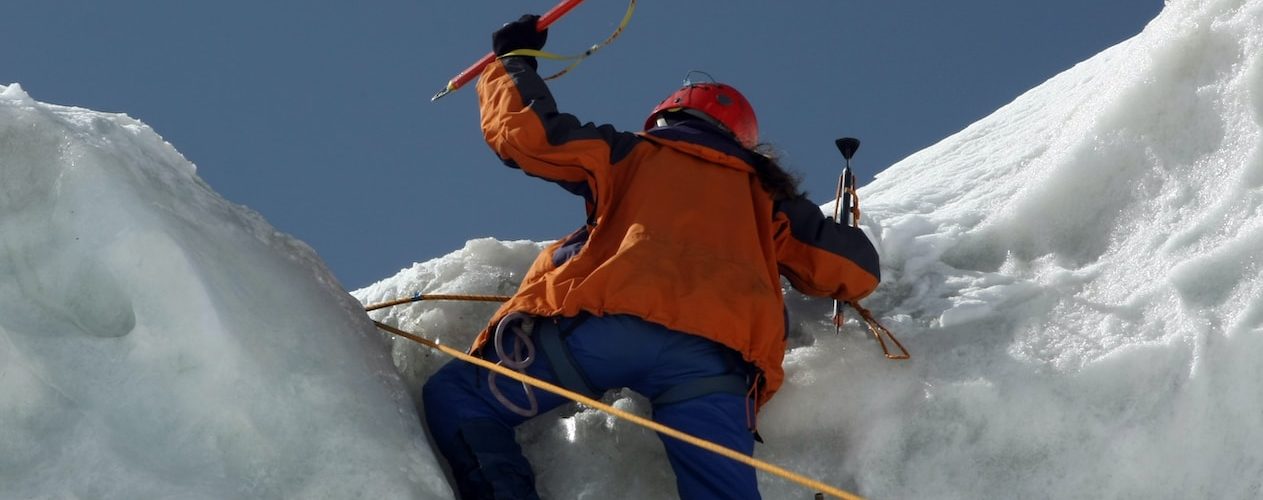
500;0;637;81
488;312;540;417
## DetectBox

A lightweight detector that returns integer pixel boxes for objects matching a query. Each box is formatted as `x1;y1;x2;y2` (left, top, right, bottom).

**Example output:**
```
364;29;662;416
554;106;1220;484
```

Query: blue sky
2;1;1162;289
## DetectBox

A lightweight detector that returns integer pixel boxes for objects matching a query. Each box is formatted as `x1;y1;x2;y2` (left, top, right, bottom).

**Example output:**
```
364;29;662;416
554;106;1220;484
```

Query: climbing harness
368;313;866;500
431;0;636;101
489;312;753;417
652;373;749;407
533;316;602;400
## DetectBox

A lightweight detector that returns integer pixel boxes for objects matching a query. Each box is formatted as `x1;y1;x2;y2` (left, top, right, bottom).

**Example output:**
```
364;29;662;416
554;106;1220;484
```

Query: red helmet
645;81;759;149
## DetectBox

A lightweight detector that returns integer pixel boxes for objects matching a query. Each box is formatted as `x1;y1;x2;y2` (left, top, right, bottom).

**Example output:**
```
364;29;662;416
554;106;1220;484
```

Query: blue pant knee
423;359;543;500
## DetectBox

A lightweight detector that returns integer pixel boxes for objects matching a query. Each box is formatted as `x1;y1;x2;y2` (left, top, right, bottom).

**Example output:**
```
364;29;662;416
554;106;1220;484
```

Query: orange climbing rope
366;294;867;499
370;318;865;500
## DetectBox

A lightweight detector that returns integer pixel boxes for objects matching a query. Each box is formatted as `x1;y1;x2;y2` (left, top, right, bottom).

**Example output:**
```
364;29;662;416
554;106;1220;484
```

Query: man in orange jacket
422;14;880;500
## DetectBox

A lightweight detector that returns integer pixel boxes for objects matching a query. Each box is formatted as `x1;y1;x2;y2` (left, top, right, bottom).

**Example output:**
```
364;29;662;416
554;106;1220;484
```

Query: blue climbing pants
422;314;759;500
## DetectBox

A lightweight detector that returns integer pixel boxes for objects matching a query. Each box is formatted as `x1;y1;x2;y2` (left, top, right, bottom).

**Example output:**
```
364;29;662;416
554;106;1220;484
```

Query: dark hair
750;144;803;200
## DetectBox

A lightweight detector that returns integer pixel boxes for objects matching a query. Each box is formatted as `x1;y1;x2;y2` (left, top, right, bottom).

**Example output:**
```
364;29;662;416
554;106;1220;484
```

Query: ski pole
431;0;587;101
832;138;860;334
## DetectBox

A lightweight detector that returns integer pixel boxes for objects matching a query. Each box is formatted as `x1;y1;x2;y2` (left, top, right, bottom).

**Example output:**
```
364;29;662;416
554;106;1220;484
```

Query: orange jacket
470;58;880;406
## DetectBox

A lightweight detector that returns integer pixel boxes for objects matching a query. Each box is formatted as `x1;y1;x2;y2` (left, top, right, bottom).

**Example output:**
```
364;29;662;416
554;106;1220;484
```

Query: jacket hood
640;122;758;175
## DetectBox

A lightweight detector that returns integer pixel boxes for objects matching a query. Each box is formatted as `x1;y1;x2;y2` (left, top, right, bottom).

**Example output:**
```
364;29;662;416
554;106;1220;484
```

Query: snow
0;85;448;497
3;0;1262;498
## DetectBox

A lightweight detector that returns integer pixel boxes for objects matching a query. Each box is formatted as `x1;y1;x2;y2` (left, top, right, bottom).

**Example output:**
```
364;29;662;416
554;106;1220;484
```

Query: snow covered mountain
3;0;1260;498
361;0;1263;498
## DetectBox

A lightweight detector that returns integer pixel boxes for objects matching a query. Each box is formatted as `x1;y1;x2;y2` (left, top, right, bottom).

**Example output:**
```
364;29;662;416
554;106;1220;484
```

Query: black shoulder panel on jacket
776;196;881;280
502;57;641;165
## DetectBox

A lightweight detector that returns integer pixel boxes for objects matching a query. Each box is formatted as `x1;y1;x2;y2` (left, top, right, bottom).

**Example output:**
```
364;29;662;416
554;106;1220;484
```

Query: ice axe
826;138;910;359
431;0;587;101
831;137;860;334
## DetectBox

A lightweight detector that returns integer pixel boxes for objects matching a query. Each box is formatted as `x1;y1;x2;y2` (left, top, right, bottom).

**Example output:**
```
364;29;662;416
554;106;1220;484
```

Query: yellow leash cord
500;0;637;81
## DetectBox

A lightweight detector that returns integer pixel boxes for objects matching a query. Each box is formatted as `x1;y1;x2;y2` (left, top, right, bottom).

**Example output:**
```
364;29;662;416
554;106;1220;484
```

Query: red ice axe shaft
431;0;587;101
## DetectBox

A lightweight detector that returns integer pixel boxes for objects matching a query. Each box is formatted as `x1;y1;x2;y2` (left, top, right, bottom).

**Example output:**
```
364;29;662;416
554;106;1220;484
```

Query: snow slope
842;0;1263;496
0;84;449;499
358;0;1263;498
3;0;1261;498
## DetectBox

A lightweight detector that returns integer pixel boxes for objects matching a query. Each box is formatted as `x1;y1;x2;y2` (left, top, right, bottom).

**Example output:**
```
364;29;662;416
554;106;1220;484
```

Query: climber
422;14;881;500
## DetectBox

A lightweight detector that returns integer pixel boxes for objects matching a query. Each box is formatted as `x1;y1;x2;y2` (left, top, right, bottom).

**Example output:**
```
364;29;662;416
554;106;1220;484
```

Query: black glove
493;14;548;69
